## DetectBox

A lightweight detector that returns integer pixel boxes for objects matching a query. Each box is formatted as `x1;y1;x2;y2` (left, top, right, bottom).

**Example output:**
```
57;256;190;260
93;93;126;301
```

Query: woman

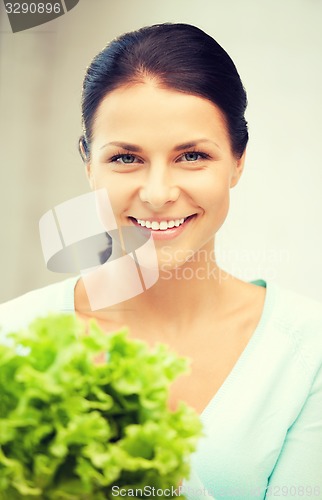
1;23;322;499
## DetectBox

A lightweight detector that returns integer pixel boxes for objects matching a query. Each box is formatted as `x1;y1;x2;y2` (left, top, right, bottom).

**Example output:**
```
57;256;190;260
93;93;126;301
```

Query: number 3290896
5;3;61;14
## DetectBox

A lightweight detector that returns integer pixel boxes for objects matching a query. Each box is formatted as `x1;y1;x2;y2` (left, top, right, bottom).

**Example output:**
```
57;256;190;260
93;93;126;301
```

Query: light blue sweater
1;278;322;499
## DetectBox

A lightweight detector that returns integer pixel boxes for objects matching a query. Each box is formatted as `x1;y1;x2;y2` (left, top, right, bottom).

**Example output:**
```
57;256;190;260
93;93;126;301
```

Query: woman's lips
128;214;196;240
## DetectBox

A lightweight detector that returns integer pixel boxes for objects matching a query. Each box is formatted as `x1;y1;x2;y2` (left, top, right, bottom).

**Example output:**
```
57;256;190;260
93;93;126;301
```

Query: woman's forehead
92;83;230;148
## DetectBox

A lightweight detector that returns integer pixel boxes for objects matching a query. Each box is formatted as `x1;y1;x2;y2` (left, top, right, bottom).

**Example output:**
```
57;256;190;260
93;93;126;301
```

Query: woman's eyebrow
100;141;142;151
100;139;221;152
173;139;221;151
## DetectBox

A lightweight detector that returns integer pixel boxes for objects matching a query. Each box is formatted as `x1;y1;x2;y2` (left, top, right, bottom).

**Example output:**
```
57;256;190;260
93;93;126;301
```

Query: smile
135;217;186;230
128;215;196;240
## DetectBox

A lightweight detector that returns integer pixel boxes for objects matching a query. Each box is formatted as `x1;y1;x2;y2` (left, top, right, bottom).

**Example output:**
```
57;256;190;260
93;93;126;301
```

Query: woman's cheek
93;175;126;217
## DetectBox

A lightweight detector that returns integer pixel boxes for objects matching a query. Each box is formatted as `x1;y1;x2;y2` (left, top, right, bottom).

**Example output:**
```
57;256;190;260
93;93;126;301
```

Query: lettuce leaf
0;315;202;498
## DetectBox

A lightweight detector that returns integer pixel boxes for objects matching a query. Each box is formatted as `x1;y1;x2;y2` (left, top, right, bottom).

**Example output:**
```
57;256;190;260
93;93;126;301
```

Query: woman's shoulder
272;282;322;332
0;277;78;337
269;281;322;370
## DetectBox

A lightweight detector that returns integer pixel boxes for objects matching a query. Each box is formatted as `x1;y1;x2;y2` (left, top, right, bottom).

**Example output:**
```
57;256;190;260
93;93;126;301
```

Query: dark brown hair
79;23;248;161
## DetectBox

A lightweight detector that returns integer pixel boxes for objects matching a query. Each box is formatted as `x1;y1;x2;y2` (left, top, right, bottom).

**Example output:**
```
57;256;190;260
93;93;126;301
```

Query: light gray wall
1;0;321;302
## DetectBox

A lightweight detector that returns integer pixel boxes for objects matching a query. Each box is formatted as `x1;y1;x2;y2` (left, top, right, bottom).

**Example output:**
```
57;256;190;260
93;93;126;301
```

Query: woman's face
86;82;245;270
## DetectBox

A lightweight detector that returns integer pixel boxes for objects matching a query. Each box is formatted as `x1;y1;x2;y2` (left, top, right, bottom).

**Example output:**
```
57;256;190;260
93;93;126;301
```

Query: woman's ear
79;136;94;188
78;136;88;163
230;149;246;188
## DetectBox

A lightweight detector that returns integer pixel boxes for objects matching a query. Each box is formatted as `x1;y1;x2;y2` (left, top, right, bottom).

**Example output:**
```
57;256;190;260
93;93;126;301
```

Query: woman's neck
76;239;240;336
132;253;227;326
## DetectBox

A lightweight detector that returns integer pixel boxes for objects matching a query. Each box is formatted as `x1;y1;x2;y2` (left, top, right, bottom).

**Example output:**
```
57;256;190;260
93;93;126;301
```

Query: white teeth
134;217;187;230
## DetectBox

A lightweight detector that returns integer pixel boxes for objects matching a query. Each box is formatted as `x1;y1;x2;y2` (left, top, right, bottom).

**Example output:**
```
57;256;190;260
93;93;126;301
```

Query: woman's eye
110;153;140;164
180;152;209;162
184;152;201;161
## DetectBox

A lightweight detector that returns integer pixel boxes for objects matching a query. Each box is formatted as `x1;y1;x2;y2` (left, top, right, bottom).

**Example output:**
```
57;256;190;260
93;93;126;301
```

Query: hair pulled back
79;23;248;160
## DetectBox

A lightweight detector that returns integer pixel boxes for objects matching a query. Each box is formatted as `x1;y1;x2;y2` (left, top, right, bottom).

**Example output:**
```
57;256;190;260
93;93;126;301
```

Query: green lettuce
0;315;202;499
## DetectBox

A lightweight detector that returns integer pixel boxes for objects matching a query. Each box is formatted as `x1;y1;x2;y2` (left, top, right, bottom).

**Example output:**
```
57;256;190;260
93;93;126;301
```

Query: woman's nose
139;165;180;209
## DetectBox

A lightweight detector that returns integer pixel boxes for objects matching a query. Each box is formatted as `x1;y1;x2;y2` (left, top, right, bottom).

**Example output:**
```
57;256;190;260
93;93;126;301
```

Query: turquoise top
1;278;322;499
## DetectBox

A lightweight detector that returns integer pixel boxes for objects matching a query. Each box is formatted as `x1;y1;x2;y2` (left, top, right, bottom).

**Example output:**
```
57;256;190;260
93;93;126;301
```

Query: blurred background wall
0;0;321;303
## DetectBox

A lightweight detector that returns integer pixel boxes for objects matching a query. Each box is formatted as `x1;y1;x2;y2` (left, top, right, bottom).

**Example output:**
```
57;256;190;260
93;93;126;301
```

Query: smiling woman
1;22;322;500
85;83;244;266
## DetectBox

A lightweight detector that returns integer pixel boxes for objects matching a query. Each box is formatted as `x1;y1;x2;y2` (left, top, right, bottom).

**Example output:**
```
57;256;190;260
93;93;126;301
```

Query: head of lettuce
0;315;202;499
